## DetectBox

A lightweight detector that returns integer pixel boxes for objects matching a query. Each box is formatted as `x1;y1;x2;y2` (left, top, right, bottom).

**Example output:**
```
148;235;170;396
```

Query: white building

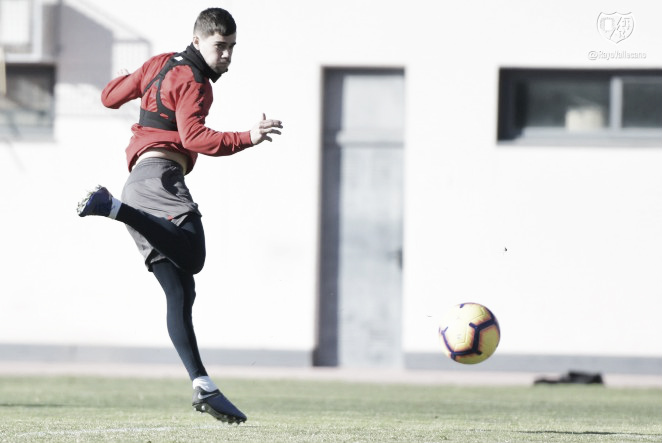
1;0;660;375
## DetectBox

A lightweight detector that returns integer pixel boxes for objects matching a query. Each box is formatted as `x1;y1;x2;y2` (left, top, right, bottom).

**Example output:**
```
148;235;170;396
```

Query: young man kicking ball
77;7;282;424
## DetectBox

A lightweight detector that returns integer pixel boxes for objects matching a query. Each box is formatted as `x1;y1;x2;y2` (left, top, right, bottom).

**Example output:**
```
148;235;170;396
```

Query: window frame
497;68;662;146
0;62;56;138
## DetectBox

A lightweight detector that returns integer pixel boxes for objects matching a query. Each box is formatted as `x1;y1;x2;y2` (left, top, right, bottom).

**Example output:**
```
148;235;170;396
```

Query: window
498;68;662;145
1;0;57;138
0;63;55;137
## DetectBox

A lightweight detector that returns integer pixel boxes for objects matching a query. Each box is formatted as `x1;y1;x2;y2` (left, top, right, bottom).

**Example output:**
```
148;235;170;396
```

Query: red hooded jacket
101;45;253;174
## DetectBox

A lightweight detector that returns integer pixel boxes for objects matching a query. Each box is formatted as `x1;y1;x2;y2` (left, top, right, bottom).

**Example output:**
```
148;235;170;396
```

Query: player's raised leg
77;185;121;218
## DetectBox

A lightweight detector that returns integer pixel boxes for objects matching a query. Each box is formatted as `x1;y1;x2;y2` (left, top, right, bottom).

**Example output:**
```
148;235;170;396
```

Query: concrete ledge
405;352;662;375
0;362;660;388
1;344;659;375
0;343;310;367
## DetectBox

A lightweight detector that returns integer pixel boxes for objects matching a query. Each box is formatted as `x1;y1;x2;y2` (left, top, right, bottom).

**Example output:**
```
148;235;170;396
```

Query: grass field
0;375;660;443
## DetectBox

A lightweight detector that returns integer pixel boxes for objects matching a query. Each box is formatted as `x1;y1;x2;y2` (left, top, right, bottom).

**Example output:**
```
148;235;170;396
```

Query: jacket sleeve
100;54;170;109
174;79;254;156
101;72;143;109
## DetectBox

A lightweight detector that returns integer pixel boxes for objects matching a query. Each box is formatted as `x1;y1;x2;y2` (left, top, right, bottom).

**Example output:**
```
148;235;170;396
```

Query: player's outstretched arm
250;113;283;145
101;68;140;109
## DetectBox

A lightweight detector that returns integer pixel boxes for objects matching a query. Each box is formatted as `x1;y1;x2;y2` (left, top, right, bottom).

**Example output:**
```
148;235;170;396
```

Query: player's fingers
264;120;282;129
260;120;282;130
261;126;281;134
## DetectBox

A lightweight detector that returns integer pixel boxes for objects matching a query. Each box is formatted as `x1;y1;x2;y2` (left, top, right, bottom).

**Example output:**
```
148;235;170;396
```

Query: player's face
193;32;236;75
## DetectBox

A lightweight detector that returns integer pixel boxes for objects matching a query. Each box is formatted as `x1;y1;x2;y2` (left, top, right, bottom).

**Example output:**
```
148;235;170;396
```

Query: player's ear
192;35;200;49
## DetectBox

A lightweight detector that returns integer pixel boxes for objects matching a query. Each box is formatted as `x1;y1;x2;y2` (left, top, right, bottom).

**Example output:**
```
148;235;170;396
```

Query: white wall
1;0;661;361
401;1;662;358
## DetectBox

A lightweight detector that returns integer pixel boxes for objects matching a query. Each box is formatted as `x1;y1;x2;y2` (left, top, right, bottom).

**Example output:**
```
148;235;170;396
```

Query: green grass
0;375;660;443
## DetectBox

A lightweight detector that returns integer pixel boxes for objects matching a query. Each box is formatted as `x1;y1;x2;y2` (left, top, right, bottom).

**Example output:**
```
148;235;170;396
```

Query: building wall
1;0;661;366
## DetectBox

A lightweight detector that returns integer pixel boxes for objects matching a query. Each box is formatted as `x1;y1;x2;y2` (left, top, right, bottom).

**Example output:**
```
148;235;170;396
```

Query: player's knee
183;256;205;275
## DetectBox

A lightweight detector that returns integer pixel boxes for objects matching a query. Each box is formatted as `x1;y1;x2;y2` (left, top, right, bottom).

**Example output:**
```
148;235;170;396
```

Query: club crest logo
597;12;634;43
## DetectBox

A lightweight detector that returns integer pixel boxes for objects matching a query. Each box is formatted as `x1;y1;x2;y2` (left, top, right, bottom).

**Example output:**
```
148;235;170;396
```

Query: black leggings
116;205;208;379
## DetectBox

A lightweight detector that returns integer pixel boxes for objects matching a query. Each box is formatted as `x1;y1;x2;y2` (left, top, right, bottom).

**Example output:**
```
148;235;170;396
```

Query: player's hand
250;113;283;145
115;68;130;77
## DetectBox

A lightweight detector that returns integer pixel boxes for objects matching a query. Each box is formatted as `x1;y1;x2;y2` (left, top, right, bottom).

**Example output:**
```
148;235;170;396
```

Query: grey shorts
121;158;202;268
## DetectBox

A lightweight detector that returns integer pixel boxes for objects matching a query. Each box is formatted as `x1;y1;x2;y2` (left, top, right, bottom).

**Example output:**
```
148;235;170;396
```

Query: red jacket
101;45;253;173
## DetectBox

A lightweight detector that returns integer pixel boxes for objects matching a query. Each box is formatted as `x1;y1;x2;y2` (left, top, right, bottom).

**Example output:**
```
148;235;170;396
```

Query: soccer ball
438;302;500;364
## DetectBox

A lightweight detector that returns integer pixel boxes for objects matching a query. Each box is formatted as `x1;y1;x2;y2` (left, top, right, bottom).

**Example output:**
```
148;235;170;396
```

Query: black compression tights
152;260;207;379
116;205;206;275
116;205;208;380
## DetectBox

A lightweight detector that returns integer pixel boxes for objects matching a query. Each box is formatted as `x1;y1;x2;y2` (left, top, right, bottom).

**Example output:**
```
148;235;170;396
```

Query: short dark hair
193;8;237;37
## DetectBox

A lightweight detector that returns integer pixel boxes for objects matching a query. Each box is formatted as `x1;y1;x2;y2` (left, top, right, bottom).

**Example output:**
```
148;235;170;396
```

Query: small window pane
520;78;610;131
622;78;662;128
0;64;54;136
0;0;31;48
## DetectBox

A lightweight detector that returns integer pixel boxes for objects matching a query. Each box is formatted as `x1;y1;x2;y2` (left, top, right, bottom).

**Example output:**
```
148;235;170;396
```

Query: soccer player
76;7;282;424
